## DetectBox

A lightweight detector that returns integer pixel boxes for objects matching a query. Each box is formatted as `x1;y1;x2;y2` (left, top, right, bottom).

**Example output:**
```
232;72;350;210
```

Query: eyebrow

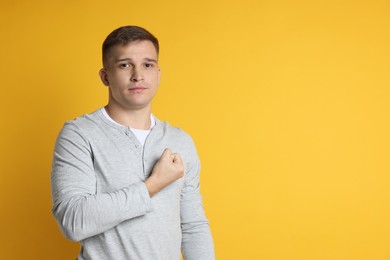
115;57;158;63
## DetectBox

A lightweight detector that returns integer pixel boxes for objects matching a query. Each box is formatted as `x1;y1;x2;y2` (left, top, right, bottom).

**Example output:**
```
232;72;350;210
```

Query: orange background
1;0;390;259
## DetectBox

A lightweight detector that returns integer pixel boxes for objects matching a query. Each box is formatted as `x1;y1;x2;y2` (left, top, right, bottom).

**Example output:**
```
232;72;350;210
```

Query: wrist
144;176;159;197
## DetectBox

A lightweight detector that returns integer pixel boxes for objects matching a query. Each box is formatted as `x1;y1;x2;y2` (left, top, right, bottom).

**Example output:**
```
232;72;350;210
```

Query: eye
119;63;130;68
144;63;154;68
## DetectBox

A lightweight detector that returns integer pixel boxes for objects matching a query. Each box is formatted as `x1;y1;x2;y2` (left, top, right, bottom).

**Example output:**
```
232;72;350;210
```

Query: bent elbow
52;203;88;242
61;226;85;242
54;215;89;242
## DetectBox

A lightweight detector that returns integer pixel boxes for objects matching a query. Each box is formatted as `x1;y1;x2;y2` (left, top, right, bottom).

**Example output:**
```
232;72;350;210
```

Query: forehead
107;40;158;61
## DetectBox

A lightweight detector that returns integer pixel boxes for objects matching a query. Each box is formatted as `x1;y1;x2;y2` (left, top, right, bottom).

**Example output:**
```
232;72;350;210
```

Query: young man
51;26;215;260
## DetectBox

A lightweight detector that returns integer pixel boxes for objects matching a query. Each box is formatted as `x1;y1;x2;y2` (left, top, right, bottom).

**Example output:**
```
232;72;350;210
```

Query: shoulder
58;109;104;141
64;109;102;130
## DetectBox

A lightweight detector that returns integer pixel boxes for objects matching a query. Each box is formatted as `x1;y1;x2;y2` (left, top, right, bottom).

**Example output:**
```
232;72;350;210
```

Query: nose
130;66;144;82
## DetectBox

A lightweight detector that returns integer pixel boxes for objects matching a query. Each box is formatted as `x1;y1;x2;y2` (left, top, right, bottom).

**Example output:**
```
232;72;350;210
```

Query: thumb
172;153;183;165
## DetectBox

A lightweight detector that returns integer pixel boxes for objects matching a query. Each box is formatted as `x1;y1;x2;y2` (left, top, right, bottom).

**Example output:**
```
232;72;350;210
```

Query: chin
124;102;151;110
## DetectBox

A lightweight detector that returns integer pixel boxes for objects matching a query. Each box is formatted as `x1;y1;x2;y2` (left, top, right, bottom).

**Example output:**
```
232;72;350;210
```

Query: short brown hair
102;25;159;66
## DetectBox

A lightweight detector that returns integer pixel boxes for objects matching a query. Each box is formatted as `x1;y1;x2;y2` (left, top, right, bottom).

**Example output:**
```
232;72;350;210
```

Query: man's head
99;26;161;112
102;26;159;67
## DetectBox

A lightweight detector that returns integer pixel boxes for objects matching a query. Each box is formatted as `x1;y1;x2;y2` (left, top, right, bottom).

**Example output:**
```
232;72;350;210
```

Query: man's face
100;40;160;111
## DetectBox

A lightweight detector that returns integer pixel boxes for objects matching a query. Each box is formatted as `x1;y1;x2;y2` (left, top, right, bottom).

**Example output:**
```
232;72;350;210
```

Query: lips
129;86;147;90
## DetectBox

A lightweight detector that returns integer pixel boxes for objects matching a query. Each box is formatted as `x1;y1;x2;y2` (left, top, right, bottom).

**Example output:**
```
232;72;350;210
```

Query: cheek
109;74;129;85
152;73;160;85
155;75;160;85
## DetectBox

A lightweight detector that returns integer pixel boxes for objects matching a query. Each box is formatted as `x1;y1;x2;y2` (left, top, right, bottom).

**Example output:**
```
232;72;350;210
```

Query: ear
99;68;109;86
158;67;161;84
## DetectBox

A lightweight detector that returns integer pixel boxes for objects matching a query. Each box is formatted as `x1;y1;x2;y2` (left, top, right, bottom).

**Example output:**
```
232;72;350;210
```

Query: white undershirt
100;107;155;146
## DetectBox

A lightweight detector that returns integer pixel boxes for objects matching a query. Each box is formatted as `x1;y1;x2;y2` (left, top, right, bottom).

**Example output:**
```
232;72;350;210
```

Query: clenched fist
144;148;184;197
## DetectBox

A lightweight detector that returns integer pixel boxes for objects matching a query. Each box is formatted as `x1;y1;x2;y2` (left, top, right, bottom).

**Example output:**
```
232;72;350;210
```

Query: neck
105;103;152;130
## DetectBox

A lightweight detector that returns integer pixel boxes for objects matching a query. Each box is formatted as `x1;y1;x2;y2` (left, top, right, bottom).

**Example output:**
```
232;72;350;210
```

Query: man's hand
144;148;184;197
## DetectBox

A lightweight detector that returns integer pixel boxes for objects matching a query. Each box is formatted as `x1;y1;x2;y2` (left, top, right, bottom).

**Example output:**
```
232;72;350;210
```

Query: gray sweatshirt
51;109;215;260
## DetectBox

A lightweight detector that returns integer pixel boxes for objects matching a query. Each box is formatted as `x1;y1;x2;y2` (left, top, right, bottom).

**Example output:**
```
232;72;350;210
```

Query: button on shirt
100;107;156;146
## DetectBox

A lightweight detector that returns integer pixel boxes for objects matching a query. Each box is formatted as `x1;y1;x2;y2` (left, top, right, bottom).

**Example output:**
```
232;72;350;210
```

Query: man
51;26;215;260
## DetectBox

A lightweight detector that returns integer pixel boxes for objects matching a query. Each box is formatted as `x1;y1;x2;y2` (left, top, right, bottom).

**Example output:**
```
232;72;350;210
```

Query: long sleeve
50;122;152;242
180;143;215;260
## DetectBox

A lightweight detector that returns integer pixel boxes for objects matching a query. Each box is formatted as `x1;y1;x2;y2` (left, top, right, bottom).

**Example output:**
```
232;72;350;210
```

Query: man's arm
145;148;184;197
51;122;153;241
180;140;215;260
51;123;183;242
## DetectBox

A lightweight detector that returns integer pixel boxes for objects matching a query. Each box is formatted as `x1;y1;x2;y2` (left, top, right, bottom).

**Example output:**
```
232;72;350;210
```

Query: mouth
128;86;147;91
